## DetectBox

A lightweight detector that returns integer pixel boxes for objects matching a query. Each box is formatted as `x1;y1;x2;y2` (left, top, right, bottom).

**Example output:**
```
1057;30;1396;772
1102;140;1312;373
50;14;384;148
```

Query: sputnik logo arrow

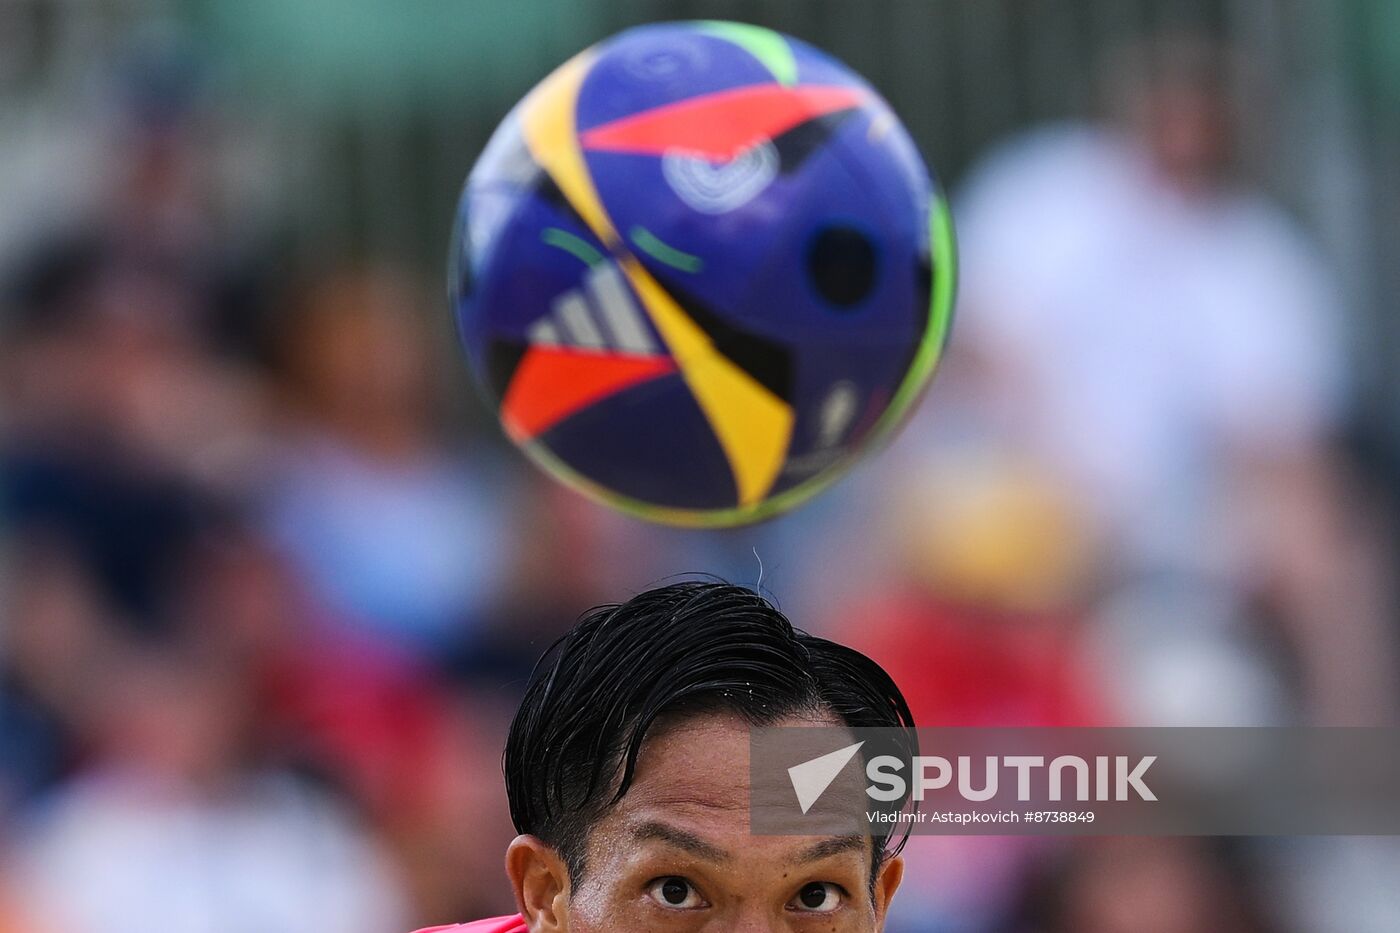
788;742;864;814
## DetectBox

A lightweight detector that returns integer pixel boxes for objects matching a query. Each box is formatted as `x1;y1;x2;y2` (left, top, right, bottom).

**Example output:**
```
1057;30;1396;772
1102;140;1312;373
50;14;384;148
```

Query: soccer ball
449;21;955;527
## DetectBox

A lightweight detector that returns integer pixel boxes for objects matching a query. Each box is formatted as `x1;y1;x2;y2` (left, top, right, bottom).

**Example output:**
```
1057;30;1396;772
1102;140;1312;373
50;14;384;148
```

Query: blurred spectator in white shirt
9;644;409;933
955;38;1346;567
950;35;1395;730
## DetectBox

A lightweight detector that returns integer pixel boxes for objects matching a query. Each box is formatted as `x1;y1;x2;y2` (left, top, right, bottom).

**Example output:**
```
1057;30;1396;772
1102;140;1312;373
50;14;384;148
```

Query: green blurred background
3;0;1397;426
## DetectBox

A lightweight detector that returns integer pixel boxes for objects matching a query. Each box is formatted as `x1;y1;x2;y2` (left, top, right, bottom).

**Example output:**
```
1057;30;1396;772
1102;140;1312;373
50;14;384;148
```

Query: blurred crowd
1;25;1398;933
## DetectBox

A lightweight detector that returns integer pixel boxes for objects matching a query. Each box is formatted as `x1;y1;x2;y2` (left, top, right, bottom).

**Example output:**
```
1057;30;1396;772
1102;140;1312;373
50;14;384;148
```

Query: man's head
502;581;914;931
1104;34;1238;189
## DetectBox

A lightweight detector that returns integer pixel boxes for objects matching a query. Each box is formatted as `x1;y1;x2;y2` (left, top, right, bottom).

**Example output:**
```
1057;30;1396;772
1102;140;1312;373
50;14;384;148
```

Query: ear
871;854;905;927
505;835;570;931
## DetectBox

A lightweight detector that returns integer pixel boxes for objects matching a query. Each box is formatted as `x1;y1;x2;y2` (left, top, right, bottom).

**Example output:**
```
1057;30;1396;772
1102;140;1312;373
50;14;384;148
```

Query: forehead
588;712;872;866
619;714;752;813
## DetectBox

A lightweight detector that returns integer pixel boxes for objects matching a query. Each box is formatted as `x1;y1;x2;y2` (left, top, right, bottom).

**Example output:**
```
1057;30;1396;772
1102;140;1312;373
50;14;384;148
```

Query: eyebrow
631;821;732;863
792;834;867;865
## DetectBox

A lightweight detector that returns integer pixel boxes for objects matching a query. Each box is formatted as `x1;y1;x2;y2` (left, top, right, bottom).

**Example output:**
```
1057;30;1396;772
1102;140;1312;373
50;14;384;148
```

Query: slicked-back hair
503;580;916;884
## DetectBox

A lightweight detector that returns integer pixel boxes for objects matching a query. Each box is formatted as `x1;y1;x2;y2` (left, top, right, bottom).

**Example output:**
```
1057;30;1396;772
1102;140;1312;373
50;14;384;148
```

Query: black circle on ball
807;225;878;309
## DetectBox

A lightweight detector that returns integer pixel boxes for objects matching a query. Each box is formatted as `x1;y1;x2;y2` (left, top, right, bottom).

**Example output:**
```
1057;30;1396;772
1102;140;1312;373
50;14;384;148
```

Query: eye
646;876;707;910
789;881;844;914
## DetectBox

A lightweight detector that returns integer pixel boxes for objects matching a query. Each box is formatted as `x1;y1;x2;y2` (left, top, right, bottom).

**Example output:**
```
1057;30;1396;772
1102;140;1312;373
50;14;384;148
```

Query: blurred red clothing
415;917;525;933
842;592;1105;727
259;626;457;819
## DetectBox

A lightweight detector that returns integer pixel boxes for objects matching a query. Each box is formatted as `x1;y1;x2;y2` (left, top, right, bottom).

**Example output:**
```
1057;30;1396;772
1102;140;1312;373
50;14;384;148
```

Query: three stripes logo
498;261;677;443
526;262;659;355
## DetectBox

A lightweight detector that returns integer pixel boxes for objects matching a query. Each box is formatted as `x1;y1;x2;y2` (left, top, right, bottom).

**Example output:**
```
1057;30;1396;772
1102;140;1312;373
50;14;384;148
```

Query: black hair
504;580;915;884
